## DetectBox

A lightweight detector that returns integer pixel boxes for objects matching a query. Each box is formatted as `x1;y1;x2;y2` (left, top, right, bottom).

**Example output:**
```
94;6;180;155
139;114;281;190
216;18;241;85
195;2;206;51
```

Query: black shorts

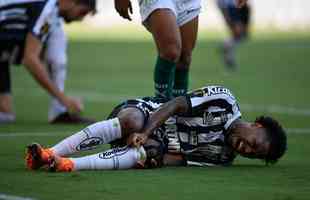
226;4;251;26
0;41;24;93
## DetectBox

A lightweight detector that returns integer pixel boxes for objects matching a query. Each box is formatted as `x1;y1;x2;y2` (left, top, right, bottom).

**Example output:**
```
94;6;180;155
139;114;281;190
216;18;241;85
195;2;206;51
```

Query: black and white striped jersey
169;85;241;165
108;86;241;165
0;0;59;43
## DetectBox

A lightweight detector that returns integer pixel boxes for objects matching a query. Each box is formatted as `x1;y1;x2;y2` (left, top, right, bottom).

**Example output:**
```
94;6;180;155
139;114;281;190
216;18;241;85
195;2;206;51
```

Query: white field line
0;128;310;137
0;194;37;200
13;88;310;117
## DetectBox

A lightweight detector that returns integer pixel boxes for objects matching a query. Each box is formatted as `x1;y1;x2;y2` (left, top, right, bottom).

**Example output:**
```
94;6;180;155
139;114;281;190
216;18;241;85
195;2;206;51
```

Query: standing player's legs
44;20;68;122
145;9;182;100
173;16;199;97
0;45;16;123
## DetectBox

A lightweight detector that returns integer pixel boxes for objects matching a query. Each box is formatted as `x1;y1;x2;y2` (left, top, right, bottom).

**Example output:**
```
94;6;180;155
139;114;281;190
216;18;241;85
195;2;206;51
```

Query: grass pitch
0;30;309;200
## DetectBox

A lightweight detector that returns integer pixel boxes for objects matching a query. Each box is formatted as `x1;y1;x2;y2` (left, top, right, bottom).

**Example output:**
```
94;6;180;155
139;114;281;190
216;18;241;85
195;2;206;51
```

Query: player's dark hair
255;116;287;164
75;0;97;14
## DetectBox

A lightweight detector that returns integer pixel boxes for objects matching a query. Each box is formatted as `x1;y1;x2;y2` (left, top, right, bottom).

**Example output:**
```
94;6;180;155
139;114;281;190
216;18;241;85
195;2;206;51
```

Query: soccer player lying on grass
26;85;287;172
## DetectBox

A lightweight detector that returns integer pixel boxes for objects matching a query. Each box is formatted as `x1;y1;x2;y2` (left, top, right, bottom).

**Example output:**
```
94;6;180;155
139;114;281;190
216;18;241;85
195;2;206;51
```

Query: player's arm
114;0;133;21
22;33;82;113
128;96;189;147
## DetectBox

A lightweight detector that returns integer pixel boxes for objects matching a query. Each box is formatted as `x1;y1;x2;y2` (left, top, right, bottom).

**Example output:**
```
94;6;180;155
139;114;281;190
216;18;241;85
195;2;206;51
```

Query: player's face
230;123;270;159
63;4;91;23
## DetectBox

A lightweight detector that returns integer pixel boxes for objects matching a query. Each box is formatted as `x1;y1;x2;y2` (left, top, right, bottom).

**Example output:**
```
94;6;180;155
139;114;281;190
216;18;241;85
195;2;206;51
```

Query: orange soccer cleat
49;156;74;172
25;143;54;170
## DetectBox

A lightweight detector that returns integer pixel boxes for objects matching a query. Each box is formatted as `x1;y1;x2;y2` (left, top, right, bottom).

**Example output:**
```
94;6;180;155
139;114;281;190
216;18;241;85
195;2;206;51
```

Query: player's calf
48;146;147;172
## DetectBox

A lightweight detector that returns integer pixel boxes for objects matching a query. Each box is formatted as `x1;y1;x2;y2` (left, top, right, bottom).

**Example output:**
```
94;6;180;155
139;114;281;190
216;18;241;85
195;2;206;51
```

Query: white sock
224;38;236;50
0;112;15;123
48;63;67;121
71;146;146;170
51;118;122;156
45;20;68;121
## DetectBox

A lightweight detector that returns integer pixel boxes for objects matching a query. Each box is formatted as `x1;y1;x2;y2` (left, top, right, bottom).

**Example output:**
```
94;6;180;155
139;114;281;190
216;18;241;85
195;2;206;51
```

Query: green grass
0;30;310;200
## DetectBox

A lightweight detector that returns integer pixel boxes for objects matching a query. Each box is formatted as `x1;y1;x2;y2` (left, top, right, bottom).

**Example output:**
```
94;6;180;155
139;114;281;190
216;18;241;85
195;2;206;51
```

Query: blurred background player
25;85;287;172
0;0;97;124
217;0;251;69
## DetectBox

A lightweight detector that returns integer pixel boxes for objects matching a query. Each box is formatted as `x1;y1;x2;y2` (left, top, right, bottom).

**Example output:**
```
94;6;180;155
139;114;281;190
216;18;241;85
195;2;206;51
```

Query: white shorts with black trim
138;0;202;27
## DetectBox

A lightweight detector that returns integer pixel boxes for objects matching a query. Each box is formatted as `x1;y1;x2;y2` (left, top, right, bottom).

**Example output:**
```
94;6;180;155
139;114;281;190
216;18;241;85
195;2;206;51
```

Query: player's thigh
179;16;199;54
117;107;146;137
146;9;181;54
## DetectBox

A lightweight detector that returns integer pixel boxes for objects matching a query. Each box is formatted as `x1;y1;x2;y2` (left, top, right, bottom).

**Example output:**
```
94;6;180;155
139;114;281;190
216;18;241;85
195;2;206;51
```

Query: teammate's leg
0;48;15;123
146;9;182;100
45;19;95;124
45;20;68;122
173;16;199;97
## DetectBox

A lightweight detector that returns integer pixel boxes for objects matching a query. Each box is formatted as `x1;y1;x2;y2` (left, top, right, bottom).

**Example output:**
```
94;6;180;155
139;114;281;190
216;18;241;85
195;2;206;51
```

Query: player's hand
235;0;247;8
63;96;84;113
114;0;133;21
127;133;147;147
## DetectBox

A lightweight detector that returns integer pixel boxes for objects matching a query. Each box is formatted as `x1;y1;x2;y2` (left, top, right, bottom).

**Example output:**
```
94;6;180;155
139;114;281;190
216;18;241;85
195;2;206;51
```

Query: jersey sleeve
185;86;242;129
27;0;56;42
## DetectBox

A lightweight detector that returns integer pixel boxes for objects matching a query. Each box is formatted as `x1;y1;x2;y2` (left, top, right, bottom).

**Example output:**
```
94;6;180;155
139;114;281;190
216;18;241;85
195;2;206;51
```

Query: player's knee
117;108;145;136
159;43;181;62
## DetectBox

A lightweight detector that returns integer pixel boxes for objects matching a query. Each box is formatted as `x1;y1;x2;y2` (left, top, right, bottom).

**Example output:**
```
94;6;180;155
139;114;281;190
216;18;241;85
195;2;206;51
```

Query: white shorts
138;0;202;27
